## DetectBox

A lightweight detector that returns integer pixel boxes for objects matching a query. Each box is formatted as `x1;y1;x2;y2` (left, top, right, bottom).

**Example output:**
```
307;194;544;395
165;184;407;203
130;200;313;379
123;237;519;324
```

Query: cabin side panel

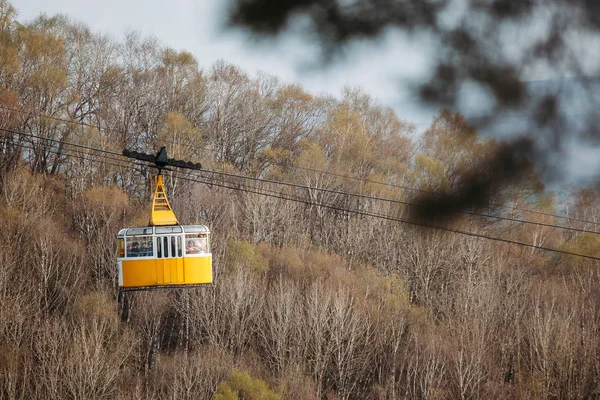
183;256;212;284
121;259;159;287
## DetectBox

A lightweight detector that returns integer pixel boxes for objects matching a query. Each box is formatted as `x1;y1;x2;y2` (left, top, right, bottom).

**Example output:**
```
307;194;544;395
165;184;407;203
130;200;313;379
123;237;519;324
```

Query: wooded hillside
2;2;600;398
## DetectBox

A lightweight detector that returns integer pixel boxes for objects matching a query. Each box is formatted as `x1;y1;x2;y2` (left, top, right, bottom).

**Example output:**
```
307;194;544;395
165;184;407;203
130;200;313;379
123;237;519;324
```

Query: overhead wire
6;126;600;235
274;161;597;224
0;104;217;156
168;169;600;262
7;129;600;261
199;165;600;235
2;104;594;225
0;126;123;158
16;142;139;173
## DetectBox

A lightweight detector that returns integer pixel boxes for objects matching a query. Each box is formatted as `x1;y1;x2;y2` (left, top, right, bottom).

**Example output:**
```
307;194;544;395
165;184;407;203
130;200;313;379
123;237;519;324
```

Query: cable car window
127;236;153;257
185;234;208;254
117;238;125;258
127;240;140;257
157;238;162;258
140;237;154;257
171;236;176;257
164;237;169;258
156;226;183;234
127;227;153;236
183;225;208;233
177;236;182;257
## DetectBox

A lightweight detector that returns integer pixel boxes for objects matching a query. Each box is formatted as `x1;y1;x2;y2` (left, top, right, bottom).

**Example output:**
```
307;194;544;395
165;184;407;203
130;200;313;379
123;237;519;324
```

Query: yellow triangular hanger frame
150;174;178;226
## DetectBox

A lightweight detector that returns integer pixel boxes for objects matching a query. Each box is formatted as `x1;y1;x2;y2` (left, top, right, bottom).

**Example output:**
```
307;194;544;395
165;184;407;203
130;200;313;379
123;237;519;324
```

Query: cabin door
157;235;184;284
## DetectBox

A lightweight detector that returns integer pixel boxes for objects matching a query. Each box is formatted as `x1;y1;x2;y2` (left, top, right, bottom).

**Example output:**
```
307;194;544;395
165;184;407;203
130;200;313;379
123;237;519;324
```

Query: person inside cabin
147;241;154;256
186;240;198;254
129;241;140;257
194;238;207;253
140;241;150;257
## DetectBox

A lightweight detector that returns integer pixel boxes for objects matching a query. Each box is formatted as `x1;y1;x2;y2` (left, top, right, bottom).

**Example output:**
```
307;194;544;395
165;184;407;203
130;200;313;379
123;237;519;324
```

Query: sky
13;0;437;129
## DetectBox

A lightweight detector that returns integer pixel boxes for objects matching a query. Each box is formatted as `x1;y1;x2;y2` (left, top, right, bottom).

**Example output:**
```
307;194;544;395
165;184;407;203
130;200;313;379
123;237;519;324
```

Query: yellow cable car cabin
117;173;212;291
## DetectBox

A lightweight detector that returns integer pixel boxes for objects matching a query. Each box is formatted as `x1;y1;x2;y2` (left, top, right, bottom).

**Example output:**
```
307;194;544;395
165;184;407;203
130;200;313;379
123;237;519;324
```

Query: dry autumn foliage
1;1;600;398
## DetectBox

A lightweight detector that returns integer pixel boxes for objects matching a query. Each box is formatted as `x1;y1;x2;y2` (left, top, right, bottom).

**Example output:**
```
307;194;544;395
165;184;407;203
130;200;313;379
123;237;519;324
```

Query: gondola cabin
117;224;212;289
117;169;212;291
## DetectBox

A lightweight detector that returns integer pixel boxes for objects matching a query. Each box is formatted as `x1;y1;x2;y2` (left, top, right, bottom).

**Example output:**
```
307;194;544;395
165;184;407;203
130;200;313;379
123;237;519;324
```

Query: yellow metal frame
150;174;178;226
